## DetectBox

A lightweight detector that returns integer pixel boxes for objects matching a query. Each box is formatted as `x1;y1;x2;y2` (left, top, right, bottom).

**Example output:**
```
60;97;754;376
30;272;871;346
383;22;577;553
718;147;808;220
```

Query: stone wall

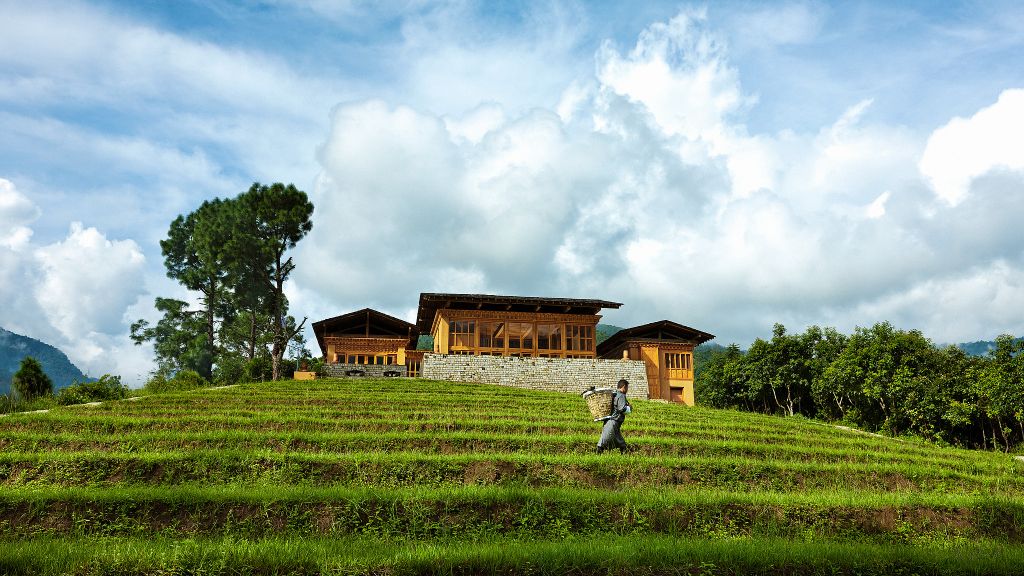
323;363;407;378
421;354;649;399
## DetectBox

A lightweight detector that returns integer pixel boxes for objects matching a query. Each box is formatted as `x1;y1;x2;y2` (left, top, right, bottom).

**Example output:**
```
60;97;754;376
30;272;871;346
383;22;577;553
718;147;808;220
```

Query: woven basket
581;387;614;419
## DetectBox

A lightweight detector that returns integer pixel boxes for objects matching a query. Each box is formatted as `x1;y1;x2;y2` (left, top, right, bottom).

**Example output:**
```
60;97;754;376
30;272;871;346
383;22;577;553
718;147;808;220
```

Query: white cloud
300;8;1024;347
597;9;749;148
851;260;1024;345
0;180;150;383
0;178;39;249
34;222;146;340
0;1;343;118
920;89;1024;205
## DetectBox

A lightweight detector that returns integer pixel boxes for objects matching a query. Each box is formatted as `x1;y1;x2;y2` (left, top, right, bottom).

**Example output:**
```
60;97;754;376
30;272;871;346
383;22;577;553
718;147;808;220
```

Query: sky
1;0;1023;385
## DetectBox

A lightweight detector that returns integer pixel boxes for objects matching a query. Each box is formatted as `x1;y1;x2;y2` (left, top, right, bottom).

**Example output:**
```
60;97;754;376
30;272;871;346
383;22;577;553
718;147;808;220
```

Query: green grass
1;378;1022;574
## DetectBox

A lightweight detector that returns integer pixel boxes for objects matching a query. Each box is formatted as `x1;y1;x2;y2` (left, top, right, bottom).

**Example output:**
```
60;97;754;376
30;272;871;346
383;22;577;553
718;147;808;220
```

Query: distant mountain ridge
0;327;91;395
956;337;1024;357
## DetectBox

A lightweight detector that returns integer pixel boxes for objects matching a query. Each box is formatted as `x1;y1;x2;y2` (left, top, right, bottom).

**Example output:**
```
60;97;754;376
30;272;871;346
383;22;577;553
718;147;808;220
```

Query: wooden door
640;345;661;399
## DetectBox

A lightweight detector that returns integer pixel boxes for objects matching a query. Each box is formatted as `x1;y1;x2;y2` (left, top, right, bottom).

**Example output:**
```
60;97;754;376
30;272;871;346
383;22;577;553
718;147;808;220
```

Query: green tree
12;356;52;399
131;297;209;376
978;334;1024;451
158;199;235;379
134;183;314;384
694;343;745;408
236;183;314;381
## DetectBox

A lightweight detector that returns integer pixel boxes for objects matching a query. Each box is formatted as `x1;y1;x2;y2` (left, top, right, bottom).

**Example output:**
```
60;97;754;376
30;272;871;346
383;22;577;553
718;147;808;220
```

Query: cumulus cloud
0;179;149;383
298;9;1024;345
34;222;146;339
919;89;1024;205
0;178;39;249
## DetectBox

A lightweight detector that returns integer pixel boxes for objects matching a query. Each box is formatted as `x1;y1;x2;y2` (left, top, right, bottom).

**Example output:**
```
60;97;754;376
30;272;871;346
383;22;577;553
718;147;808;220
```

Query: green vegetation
697;323;1024;451
10;356;52;400
130;182;314;384
1;378;1022;574
54;374;128;406
0;327;91;396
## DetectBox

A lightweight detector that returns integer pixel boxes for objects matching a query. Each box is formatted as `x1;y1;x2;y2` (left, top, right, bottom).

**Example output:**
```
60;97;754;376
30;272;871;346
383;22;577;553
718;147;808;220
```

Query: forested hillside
0;327;90;395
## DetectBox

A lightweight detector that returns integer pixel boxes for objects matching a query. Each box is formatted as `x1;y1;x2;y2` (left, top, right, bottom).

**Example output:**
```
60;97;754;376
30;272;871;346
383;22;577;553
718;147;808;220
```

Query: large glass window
449;320;476;348
537;324;562;351
478;322;505;350
507;322;534;351
565;325;594;353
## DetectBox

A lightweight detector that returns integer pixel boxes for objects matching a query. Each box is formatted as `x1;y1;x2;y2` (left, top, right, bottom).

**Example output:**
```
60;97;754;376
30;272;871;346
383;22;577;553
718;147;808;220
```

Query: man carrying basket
596;379;632;454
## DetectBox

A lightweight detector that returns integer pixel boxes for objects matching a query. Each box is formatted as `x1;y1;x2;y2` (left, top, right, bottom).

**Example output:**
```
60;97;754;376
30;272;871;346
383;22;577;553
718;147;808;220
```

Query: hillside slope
0;378;1021;574
0;327;90;395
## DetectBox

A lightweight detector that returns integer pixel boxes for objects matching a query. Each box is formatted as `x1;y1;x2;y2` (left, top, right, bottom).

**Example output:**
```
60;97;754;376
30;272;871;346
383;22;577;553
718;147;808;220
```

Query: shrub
55;375;128;406
12;357;52;400
144;370;210;394
213;356;272;386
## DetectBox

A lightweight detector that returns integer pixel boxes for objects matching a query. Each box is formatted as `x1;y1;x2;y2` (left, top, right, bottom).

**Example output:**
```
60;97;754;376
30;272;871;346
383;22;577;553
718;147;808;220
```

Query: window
478;322;505;350
507;322;534;351
565;325;594;353
407;360;421;377
665;352;693;379
537;324;562;351
449;320;476;349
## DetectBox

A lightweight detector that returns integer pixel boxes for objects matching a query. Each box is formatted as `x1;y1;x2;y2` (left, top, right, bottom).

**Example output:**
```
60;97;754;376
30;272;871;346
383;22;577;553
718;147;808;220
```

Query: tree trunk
996;416;1010;452
247;307;258;361
202;280;216;381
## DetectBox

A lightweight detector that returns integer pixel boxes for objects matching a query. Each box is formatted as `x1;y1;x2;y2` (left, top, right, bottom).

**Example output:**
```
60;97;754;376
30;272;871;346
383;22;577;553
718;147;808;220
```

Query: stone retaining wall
323;363;407;378
422;354;649;399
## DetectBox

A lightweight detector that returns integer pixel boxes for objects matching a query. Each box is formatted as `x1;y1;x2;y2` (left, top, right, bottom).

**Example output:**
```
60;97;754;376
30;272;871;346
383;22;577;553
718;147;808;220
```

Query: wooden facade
416;293;622;358
312;295;714;406
597;320;715;406
312;308;419;371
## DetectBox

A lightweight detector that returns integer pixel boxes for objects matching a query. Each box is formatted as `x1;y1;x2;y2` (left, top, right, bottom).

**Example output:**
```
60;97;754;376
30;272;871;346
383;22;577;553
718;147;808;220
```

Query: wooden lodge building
312;293;714;405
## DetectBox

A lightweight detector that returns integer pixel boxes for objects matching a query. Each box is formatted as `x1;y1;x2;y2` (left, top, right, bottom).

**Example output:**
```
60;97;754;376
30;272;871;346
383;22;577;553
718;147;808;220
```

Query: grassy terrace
1;378;1022;575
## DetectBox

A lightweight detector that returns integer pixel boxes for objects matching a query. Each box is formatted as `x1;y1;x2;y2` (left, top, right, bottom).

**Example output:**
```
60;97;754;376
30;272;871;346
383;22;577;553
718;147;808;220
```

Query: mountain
595;324;623;345
955;337;1023;357
0;327;91;395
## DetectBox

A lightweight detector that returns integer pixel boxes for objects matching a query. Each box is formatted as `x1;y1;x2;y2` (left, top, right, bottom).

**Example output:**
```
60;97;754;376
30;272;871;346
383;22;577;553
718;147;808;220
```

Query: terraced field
1;378;1023;575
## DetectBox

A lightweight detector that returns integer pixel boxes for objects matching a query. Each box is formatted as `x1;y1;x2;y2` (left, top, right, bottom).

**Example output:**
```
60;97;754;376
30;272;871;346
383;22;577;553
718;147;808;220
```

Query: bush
11;357;52;400
0;393;56;414
144;370;210;394
55;375;128;406
213;355;272;386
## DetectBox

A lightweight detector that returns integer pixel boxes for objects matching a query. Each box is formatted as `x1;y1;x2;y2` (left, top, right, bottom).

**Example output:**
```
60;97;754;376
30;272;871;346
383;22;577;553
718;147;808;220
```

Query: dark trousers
597;418;626;452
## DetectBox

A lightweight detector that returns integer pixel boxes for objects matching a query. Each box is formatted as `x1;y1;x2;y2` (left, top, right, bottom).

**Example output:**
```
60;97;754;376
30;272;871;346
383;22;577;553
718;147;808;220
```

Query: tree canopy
132;182;314;384
12;356;53;399
696;322;1024;451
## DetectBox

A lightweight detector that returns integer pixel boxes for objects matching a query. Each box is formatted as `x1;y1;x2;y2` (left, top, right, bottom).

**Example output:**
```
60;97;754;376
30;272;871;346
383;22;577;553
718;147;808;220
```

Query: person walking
596;379;632;454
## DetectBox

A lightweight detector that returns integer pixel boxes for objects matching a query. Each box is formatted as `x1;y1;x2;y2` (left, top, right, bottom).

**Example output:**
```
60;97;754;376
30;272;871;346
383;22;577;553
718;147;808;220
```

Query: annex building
312;293;714;405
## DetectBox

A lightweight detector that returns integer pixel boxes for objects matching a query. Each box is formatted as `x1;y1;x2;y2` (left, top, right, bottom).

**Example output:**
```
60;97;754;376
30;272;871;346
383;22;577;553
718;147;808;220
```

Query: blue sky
2;1;1023;384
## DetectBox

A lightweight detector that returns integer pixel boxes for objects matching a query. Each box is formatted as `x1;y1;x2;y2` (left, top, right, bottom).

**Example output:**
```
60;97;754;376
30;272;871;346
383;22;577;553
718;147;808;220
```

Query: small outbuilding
597;320;715;406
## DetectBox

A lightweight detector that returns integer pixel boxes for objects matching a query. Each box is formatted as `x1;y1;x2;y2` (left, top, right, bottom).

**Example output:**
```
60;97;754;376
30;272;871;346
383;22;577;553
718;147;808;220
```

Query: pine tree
12;356;52;399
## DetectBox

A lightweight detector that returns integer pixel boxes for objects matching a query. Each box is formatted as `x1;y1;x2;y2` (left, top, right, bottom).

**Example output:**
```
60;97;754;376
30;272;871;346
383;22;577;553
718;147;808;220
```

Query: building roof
596;319;715;356
415;293;623;332
311;308;418;355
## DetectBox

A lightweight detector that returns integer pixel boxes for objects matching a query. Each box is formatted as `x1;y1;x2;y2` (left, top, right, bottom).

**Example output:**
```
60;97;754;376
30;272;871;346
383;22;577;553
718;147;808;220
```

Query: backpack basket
581;387;614;419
